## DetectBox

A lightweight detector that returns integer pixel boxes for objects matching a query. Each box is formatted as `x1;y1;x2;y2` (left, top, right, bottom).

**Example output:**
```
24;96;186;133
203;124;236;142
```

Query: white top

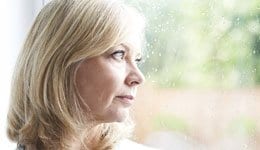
115;139;159;150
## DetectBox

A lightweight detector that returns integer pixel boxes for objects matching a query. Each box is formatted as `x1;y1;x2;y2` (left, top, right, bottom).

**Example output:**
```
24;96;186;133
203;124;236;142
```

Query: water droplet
221;74;224;79
160;120;166;128
243;143;248;149
184;135;188;141
146;73;151;79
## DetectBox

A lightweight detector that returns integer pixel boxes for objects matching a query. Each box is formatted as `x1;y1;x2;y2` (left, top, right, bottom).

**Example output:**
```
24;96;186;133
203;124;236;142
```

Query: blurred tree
126;0;260;88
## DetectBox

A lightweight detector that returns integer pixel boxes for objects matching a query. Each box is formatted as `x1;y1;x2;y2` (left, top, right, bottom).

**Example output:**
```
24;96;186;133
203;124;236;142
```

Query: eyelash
112;50;125;60
135;58;142;63
111;50;142;63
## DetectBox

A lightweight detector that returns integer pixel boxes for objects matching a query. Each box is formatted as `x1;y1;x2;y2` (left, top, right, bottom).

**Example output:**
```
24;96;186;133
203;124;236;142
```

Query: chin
115;108;130;122
114;115;127;122
104;108;129;123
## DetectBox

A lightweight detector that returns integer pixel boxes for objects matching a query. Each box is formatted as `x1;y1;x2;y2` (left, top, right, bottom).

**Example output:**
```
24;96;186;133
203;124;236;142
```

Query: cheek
76;67;124;112
75;57;127;122
89;71;126;119
85;75;125;121
96;71;123;104
98;63;126;95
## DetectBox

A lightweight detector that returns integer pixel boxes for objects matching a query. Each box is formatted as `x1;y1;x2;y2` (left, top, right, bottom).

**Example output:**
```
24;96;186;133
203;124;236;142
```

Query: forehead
121;42;142;57
115;6;145;57
120;31;143;56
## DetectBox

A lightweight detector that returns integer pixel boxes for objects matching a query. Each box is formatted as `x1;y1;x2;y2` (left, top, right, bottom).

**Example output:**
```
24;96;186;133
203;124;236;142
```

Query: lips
115;95;134;106
116;95;134;100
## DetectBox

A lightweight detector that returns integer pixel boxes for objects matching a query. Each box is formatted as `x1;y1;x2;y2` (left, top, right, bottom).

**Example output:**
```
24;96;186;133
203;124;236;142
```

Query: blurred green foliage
228;116;257;136
126;0;260;88
152;113;189;133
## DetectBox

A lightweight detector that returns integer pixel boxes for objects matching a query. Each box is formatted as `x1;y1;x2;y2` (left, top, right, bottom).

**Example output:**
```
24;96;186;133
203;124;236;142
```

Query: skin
75;43;145;123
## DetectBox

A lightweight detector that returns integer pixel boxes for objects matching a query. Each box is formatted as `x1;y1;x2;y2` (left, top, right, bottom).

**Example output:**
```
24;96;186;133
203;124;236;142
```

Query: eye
111;50;126;61
135;57;142;63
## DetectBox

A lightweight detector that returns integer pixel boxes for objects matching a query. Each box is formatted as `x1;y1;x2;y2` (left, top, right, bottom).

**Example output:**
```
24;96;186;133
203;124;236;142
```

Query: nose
125;65;145;87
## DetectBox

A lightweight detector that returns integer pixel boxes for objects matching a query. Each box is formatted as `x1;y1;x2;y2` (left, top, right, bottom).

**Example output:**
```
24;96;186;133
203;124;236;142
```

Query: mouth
115;95;134;106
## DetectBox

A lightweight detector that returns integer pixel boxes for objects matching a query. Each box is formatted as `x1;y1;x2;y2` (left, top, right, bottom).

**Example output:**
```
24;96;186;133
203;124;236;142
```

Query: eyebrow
121;43;142;58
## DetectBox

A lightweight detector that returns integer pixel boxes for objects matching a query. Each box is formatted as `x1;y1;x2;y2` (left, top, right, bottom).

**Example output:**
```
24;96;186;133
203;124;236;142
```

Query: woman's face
75;43;144;122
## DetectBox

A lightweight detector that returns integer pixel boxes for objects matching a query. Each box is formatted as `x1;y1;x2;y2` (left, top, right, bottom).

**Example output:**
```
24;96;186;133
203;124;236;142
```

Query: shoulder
115;139;159;150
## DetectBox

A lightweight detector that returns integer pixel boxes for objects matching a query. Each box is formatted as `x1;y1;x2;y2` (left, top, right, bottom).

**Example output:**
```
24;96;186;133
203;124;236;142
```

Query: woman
7;0;157;149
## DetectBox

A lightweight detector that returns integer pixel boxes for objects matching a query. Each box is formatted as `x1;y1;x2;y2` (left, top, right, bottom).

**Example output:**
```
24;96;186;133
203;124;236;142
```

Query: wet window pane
127;0;260;149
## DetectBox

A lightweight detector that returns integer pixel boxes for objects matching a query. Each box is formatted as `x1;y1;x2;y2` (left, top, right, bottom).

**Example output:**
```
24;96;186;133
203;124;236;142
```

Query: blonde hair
7;0;145;149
